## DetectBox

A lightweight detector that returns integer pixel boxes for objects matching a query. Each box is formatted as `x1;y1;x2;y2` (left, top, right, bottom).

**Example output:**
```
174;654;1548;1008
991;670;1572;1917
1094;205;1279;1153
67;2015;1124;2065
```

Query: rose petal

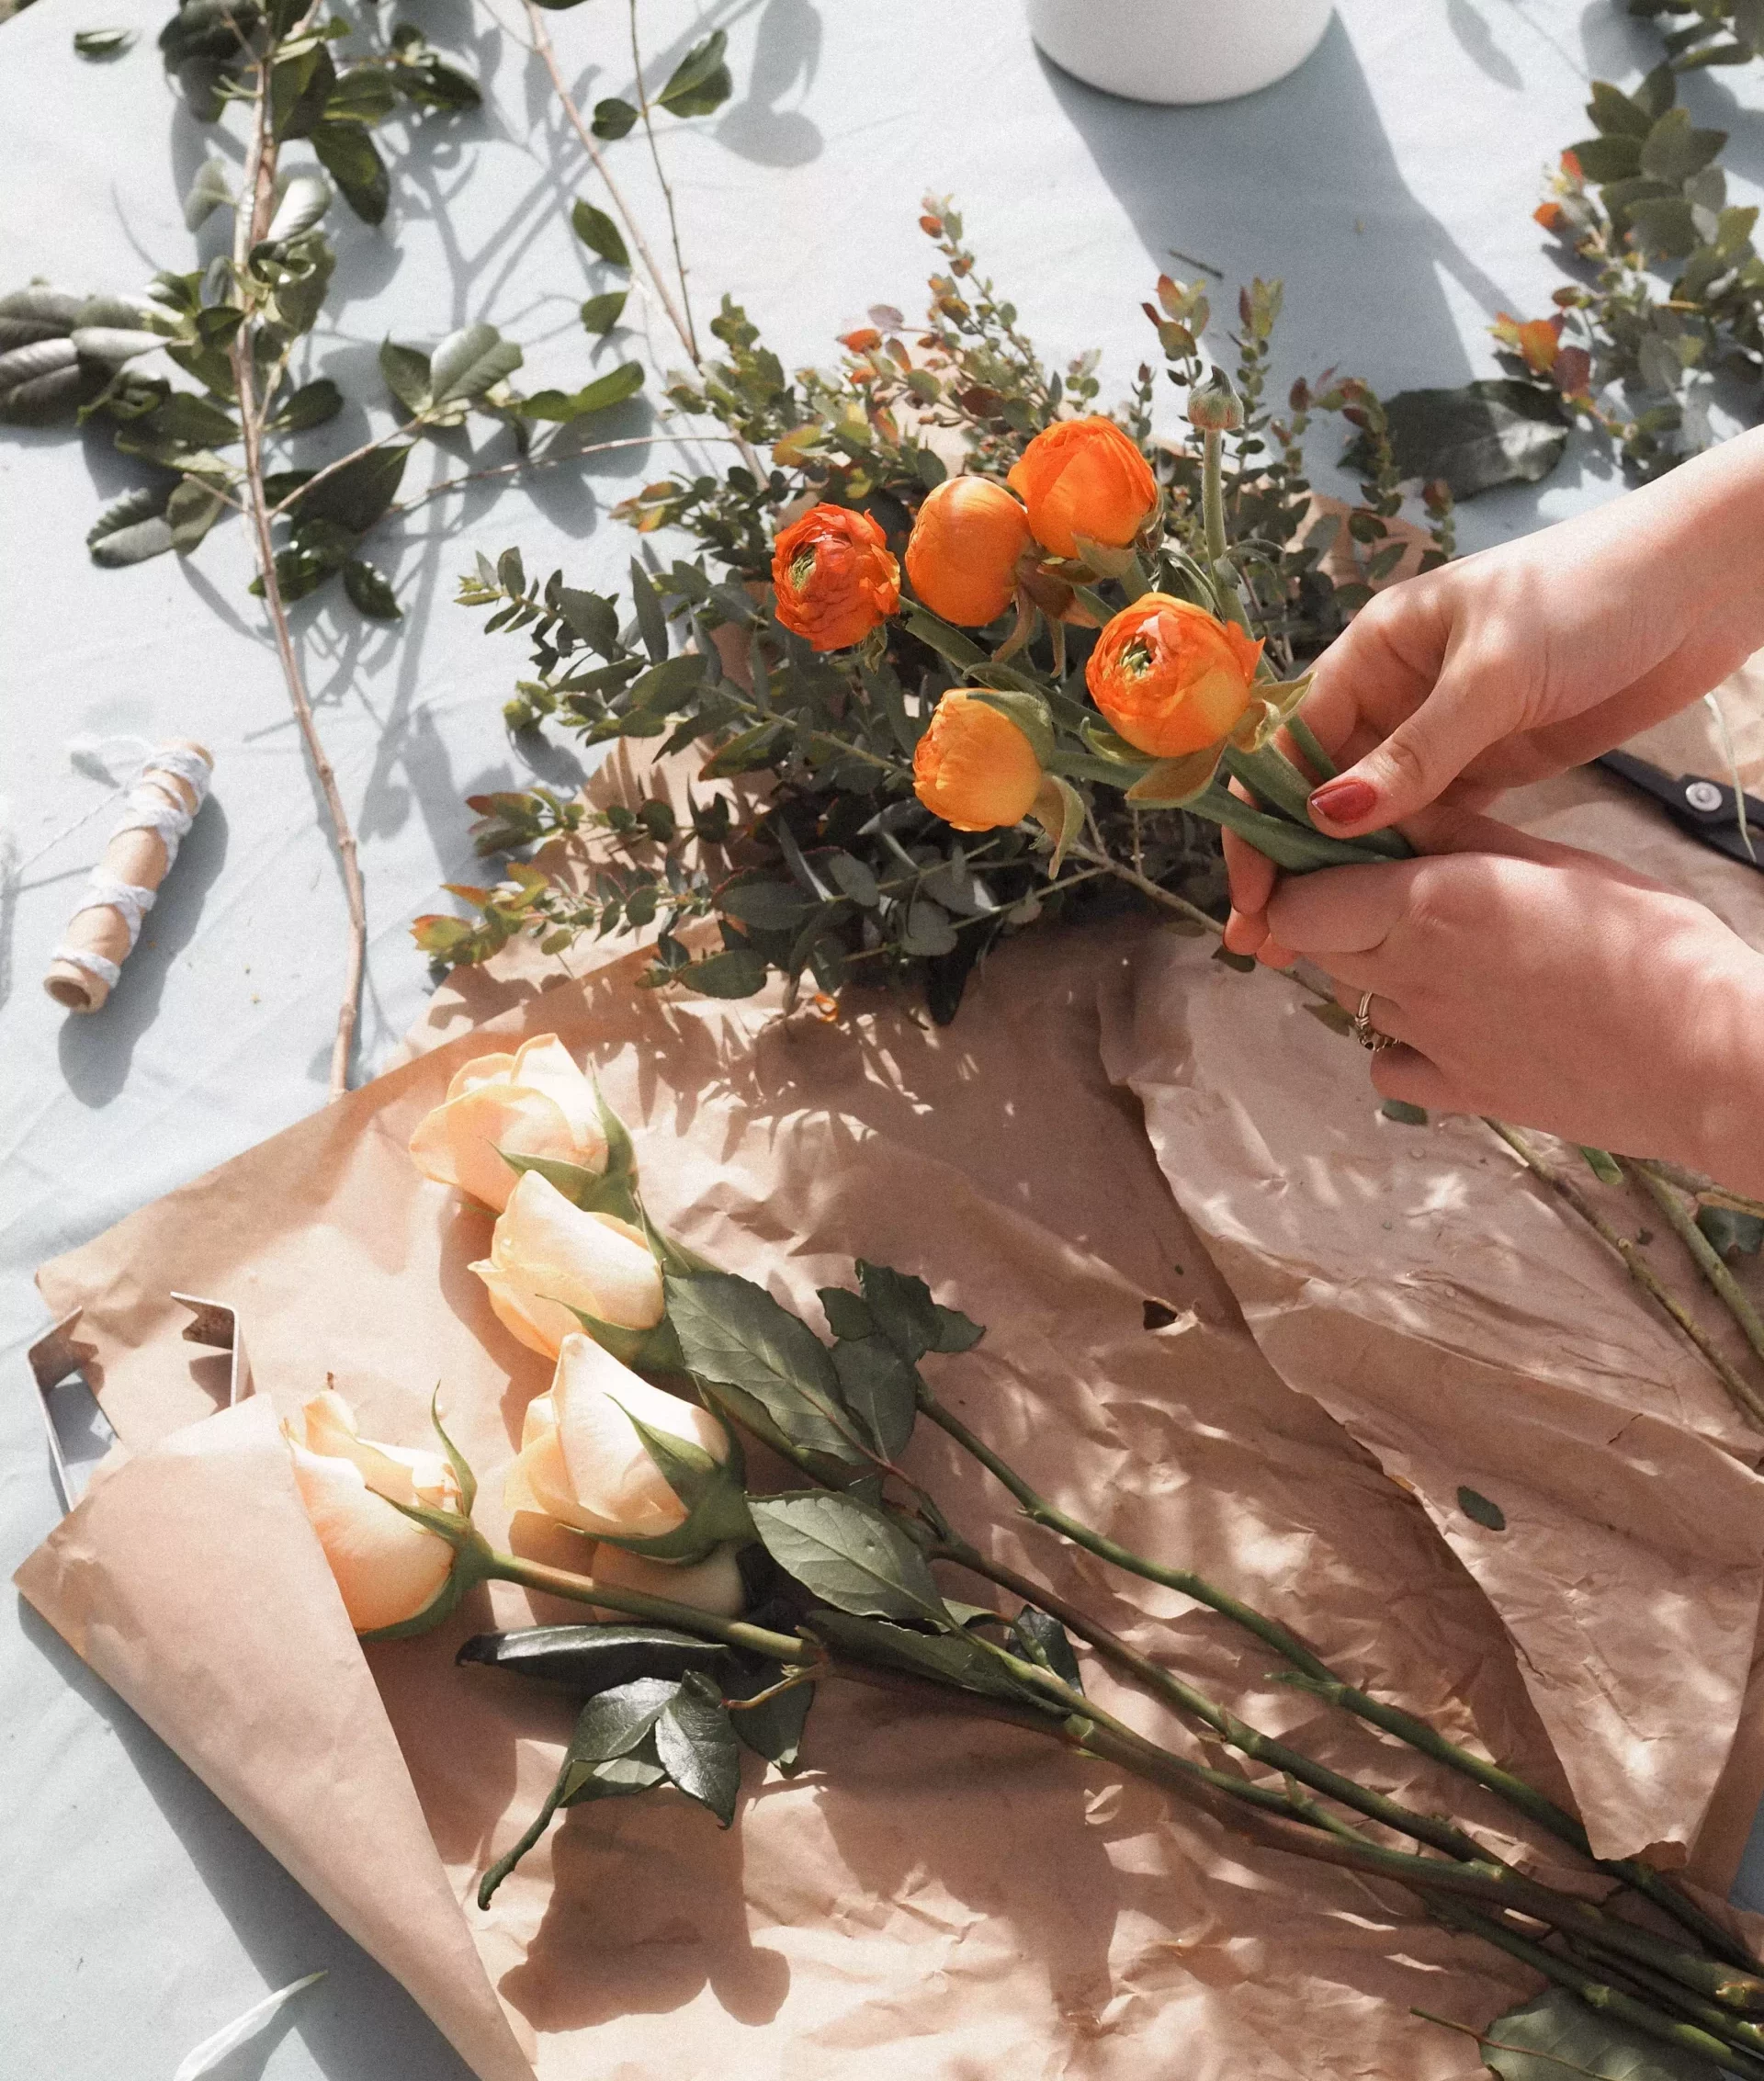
511;1035;608;1163
287;1439;456;1633
410;1083;580;1213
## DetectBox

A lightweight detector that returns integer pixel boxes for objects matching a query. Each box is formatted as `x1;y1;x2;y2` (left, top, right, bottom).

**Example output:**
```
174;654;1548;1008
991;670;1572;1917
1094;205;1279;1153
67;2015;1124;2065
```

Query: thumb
1306;696;1496;835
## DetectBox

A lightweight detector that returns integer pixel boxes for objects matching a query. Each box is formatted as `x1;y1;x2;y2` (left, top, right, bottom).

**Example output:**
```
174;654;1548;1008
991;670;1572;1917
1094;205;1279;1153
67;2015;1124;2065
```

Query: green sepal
556;1300;671;1371
1029;774;1086;877
1125;746;1224;809
356;1522;494;1643
590;1399;754;1562
429;1386;478;1516
1069;532;1138;581
496;1148;636;1222
1079;717;1152;767
899;599;985;668
593;1075;638;1184
963;686;1056;765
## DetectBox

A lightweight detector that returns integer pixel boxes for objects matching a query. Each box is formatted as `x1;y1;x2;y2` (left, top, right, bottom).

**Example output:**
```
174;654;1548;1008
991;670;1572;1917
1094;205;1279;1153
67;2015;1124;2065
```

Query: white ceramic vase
1027;0;1335;106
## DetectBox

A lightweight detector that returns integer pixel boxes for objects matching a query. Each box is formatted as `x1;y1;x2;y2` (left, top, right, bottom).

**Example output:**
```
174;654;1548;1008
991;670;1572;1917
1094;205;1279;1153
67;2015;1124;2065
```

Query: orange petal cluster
1006;416;1158;560
912;691;1044;832
771;503;900;651
1086;594;1263;759
904;476;1033;627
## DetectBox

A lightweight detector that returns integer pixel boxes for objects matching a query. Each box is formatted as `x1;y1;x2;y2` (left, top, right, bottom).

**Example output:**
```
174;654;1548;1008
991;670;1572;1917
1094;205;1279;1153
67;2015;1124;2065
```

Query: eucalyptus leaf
657;29;733;117
86;485;174;566
750;1492;948;1624
1349;379;1569;500
265;172;333;243
431;322;524;404
572;198;631;269
592;96;639;139
74;27;136;57
344;559;401;619
184;159;233;230
684;946;769;999
311;123;389;226
581;290;629;335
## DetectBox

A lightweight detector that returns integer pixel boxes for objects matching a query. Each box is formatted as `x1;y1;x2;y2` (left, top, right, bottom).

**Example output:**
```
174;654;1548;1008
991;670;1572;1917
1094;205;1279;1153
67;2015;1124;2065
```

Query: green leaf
572;198;631;268
806;1610;1058;1709
86;485;173;567
630;558;668;661
568;1675;680;1763
684;946;770;998
344;559;401;618
379;338;433;415
1012;1608;1083;1692
930;1304;985;1353
430;322;523;404
324;64;398;124
665;1271;870;1467
457;1623;732;1695
1476;1986;1717;2078
266;172;333;243
899;599;985;668
0;338;98;424
1588;80;1654;140
1578;1146;1624;1186
1569;132;1643;183
654;1671;741;1826
592;96;639;139
855;1261;942;1364
74;26;136;56
1379;1099;1429;1127
750;1492;948;1624
1640;107;1726;183
1627;195;1700;257
311;122;389;225
1457;1486;1507;1532
818;1286;876;1342
152;390;238;446
1352;380;1568;501
720;879;818;931
901;893;956;956
183;159;233;232
298;442;409;531
269;377;343;433
727;1668;813;1770
167;476;226;555
272;41;339;140
657;29;732;117
516;362;644;421
581;290;629;335
830;1335;920;1461
1125;747;1223;809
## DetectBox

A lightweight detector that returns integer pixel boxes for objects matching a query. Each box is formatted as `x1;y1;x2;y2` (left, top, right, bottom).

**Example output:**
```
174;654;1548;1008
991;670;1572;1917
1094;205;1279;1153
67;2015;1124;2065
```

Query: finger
1224;907;1268;956
1310;680;1517;836
1256;933;1297;969
1223;822;1276;925
1394;804;1679;894
1370;1045;1474;1114
1329;978;1408;1034
1265;858;1419;957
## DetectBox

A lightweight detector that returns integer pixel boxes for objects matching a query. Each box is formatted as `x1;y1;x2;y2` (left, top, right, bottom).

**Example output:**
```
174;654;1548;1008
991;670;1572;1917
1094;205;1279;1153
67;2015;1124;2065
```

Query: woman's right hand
1225;425;1764;963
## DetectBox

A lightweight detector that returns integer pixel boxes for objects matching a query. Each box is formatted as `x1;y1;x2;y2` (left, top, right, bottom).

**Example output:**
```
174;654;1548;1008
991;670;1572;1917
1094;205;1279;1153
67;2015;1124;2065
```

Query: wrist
1679;935;1764;1197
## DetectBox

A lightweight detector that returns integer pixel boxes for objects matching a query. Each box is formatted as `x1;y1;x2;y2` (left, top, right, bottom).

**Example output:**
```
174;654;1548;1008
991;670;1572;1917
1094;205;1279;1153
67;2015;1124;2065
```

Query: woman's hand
1226;427;1764;959
1262;811;1764;1186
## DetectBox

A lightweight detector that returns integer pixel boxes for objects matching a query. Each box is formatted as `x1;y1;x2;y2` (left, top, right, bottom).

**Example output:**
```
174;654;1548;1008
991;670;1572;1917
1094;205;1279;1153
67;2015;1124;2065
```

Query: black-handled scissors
1594;749;1764;873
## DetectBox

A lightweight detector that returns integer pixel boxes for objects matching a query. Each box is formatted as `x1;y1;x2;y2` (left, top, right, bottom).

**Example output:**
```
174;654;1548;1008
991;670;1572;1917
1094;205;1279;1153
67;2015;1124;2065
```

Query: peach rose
912;691;1044;832
504;1332;733;1543
471;1168;665;1358
1086;594;1263;759
904;477;1033;627
285;1388;461;1634
771;503;900;651
409;1035;608;1215
1006;417;1158;560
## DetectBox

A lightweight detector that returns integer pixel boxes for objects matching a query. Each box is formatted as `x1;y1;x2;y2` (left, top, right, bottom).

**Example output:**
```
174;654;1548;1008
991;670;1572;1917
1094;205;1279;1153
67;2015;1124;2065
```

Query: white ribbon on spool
45;743;213;1005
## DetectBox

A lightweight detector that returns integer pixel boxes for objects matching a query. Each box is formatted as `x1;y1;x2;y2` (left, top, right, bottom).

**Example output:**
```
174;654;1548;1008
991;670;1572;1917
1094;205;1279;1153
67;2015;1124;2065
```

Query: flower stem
230;33;366;1102
483;1547;810;1663
916;1383;1757;1969
1487;1125;1764;1431
1634;1159;1764;1376
627;0;698;364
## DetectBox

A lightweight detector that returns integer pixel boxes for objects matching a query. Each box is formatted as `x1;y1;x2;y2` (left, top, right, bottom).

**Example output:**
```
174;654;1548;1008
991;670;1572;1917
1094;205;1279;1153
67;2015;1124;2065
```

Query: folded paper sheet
19;706;1764;2076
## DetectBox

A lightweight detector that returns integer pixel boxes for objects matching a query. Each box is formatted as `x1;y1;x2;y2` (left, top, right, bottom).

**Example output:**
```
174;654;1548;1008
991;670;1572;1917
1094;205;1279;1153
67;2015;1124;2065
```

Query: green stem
626;0;698;364
1203;426;1227;569
1635;1159;1764;1375
917;1385;1758;1971
1222;743;1409;857
1487;1125;1764;1432
1285;714;1339;785
484;1548;809;1664
1189;780;1396;872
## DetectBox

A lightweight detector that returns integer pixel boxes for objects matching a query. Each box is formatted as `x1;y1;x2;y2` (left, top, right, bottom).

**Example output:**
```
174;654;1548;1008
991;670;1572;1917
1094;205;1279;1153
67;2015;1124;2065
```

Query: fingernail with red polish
1309;777;1377;825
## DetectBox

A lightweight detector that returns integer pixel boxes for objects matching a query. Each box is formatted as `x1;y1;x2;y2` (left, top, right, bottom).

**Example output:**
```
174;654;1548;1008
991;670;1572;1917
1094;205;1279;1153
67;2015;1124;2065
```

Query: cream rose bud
590;1541;749;1620
472;1169;665;1358
504;1333;732;1541
285;1389;461;1634
409;1035;610;1215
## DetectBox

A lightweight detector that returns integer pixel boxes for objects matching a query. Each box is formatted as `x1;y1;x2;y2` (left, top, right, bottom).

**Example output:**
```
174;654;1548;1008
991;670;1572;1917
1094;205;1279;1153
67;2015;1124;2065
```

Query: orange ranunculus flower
1086;594;1263;759
912;690;1044;831
1006;416;1158;560
904;477;1033;627
771;503;900;651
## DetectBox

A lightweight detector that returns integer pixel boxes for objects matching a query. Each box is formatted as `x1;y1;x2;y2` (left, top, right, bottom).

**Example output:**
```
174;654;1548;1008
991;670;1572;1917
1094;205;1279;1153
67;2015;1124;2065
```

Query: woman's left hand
1261;810;1764;1181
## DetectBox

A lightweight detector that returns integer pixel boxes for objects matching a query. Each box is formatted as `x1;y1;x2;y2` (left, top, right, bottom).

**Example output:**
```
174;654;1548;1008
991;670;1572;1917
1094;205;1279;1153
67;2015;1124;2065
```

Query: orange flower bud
904;477;1034;627
912;690;1044;831
771;503;900;652
1086;594;1263;759
1006;416;1158;560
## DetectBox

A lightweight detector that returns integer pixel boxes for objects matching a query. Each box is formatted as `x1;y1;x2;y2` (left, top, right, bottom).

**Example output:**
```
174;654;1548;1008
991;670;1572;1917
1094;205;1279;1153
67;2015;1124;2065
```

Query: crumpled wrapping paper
17;694;1764;2076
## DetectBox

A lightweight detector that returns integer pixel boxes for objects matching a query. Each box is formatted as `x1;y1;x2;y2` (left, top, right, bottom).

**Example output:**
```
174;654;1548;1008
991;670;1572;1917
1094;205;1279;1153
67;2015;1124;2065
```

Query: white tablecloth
4;1;1755;2071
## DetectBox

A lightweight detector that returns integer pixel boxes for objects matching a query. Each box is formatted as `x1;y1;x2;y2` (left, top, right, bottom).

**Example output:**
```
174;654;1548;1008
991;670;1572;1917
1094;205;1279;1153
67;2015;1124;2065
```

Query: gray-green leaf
344;559;401;618
580;290;629;335
1348;379;1568;501
592;96;638;139
572;198;631;268
379;338;432;414
430;322;523;404
270;377;343;433
1477;1987;1717;2078
87;485;173;566
266;173;333;243
657;29;732;118
684;946;769;999
167;476;226;555
74;27;135;57
750;1492;948;1625
184;158;233;230
830;1334;919;1460
1457;1486;1507;1532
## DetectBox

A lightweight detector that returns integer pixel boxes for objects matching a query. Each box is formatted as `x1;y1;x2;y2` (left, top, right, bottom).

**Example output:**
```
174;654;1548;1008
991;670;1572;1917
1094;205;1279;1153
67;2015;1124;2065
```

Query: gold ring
1352;990;1394;1053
